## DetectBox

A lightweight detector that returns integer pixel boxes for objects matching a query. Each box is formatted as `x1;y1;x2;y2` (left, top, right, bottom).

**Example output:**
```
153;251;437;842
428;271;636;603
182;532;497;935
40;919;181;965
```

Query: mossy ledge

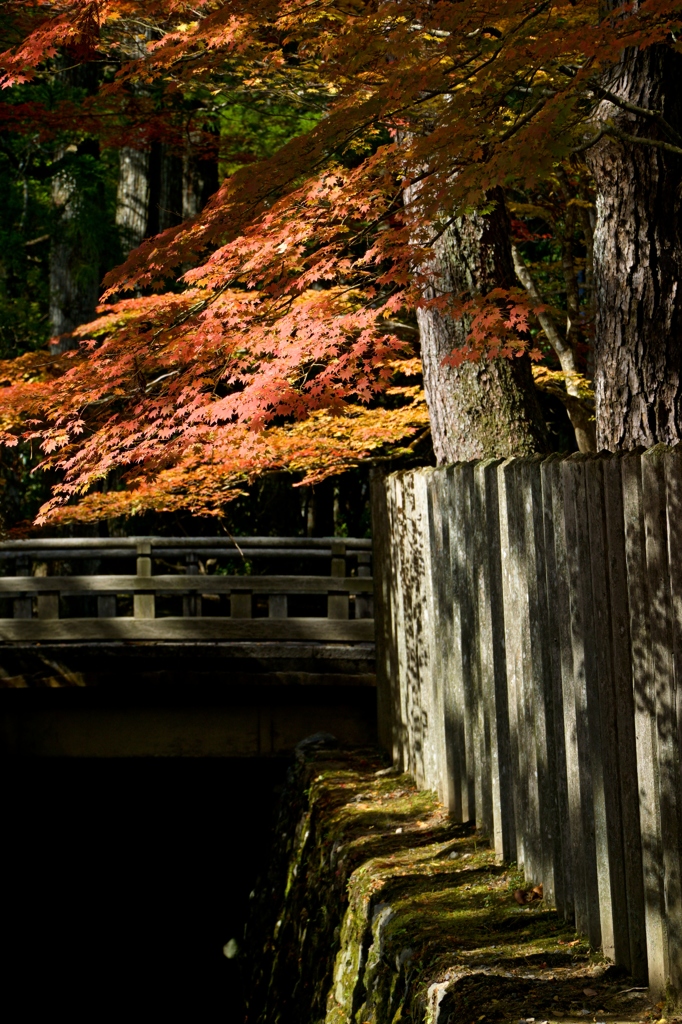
245;748;668;1024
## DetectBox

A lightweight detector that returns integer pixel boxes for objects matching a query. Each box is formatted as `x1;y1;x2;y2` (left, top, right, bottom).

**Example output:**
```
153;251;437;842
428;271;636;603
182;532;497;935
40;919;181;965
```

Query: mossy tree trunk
407;189;548;464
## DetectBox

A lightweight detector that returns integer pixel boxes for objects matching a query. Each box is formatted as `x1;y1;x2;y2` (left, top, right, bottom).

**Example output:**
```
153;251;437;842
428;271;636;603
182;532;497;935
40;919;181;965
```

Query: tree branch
593;84;682;146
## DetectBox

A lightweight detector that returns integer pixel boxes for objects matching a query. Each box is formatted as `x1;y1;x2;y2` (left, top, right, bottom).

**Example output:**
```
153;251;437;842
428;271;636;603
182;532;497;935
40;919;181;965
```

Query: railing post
183;552;201;617
35;562;59;620
328;540;349;619
97;553;116;618
355;551;373;619
134;541;155;619
230;590;252;618
268;594;287;618
13;555;32;620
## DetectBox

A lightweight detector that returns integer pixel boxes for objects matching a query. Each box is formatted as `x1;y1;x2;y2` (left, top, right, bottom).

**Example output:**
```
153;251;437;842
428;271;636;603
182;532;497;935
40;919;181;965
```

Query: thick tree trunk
588;46;682;450
409;191;548;463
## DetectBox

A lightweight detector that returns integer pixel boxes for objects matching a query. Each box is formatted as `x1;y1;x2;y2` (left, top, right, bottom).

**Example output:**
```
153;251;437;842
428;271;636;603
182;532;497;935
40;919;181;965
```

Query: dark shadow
1;757;288;1020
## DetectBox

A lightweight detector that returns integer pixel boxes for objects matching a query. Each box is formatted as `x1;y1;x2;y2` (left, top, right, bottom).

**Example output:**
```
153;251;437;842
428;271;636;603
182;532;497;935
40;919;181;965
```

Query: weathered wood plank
0;617;375;642
475;458;514;861
622;448;668;995
663;444;682;993
0;574;374;594
562;453;602;949
643;444;682;995
584;453;630;966
602;452;647;980
0;535;373;551
542;454;573;920
427;466;456;812
370;466;395;754
448;463;474;823
523;454;560;903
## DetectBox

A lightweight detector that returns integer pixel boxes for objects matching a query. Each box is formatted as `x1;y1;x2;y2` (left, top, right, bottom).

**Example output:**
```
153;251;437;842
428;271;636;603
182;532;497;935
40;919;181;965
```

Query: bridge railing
0;537;374;642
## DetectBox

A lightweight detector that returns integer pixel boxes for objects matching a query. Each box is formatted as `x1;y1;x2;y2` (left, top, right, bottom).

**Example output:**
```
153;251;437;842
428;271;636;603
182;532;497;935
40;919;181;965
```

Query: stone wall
371;446;682;997
246;746;655;1023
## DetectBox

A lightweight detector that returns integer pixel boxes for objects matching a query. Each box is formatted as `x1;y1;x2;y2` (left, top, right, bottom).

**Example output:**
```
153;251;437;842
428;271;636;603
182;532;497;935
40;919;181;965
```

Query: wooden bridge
0;537;378;757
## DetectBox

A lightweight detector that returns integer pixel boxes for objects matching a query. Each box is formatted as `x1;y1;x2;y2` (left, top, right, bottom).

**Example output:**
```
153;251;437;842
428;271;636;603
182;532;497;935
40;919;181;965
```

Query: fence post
134;541;155;619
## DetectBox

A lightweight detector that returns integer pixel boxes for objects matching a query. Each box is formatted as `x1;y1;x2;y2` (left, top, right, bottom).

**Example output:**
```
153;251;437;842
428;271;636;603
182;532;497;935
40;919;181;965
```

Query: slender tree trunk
116;147;150;252
50;164;99;342
182;139;219;220
407;189;548;463
588;45;682;450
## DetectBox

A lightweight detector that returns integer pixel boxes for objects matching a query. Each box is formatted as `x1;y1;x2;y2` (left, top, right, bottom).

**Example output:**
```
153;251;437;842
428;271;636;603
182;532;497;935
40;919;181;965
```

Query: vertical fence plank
663;444;682;995
523;455;561;904
584;453;630;965
426;468;456;809
542;454;573;920
508;458;541;885
498;458;526;867
602;452;647;980
387;472;410;772
370;467;396;757
475;458;514;858
448;463;475;821
643;444;681;995
413;470;439;792
562;454;601;948
623;448;668;994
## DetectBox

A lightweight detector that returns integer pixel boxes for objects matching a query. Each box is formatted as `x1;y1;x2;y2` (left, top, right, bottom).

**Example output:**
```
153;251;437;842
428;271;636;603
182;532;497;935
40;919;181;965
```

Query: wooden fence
371;446;682;996
0;536;374;643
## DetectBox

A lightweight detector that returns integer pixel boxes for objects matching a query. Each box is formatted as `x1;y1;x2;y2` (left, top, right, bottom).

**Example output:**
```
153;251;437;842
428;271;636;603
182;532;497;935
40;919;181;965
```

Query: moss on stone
247;749;667;1024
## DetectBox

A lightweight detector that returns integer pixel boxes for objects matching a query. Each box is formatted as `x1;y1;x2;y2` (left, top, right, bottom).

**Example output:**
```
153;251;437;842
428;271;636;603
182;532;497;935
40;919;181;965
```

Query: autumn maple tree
0;0;681;524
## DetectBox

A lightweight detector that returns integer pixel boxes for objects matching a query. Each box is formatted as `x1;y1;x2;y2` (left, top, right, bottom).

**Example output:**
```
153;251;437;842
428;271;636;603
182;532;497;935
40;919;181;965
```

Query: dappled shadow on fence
371;445;682;998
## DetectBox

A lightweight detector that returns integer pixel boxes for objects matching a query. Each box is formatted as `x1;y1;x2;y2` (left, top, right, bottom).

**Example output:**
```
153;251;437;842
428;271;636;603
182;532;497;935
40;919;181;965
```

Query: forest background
0;0;679;538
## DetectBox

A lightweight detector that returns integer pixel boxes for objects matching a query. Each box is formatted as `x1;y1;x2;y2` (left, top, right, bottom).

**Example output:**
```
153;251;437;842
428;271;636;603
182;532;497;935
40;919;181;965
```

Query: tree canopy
0;0;680;524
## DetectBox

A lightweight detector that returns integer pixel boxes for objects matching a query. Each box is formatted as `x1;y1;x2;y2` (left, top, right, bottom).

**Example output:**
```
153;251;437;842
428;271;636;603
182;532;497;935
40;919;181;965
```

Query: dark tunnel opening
2;757;289;1020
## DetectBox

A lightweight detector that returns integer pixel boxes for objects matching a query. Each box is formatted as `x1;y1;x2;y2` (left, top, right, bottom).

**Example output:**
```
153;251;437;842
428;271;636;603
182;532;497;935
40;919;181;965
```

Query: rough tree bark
50;159;100;340
587;45;682;450
116;147;150;253
407;189;548;463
